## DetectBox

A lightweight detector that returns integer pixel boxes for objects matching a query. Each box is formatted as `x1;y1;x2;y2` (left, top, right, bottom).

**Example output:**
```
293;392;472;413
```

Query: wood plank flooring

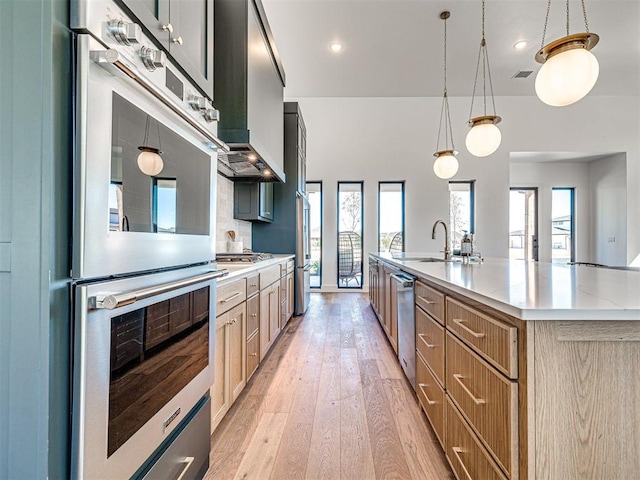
206;293;454;480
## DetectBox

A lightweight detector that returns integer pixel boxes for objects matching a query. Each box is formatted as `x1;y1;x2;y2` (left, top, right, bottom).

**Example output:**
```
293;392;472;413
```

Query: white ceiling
261;0;640;99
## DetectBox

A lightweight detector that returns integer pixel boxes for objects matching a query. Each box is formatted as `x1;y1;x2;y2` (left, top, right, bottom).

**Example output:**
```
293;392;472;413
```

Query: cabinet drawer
416;353;445;448
415;281;445;325
446;297;518;378
260;265;280;289
286;259;295;274
416;305;445;386
246;273;260;298
246;332;260;381
445;396;508;480
216;278;246;316
446;332;518;479
246;294;259;339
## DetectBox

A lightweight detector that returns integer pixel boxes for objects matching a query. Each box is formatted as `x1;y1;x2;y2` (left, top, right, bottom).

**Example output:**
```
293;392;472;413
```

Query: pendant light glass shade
535;40;599;106
432;12;458;179
466;0;502;158
433;150;459;179
535;1;599;107
137;148;164;176
466;117;502;157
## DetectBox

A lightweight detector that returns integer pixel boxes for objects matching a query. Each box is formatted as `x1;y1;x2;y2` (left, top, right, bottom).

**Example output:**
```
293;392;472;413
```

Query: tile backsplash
216;174;252;253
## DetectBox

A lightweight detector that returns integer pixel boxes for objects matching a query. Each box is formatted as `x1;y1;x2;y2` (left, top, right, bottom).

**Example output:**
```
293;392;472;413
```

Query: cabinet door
259;183;274;221
259;287;271;360
270;283;280;343
246;294;259;339
228;303;246;402
168;0;214;98
211;312;229;430
287;272;294;323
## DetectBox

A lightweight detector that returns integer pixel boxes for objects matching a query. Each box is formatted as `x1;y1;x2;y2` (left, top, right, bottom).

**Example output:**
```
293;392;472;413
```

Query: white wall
589;153;627;265
293;94;640;289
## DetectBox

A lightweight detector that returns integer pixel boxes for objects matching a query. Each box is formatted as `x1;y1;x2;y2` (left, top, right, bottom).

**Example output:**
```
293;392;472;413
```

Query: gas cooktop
215;252;274;263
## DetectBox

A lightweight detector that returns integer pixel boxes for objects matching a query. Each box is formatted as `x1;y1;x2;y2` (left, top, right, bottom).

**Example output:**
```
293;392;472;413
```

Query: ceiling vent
512;70;533;79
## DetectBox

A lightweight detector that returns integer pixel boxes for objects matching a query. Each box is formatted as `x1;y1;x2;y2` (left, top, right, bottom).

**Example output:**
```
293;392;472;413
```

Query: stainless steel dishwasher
392;272;416;391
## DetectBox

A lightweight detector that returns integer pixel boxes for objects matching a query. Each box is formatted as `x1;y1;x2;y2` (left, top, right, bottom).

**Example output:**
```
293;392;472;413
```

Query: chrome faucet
431;220;451;260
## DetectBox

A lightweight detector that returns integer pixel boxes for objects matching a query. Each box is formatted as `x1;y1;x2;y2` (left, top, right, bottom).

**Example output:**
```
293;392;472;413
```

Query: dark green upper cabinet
117;0;214;100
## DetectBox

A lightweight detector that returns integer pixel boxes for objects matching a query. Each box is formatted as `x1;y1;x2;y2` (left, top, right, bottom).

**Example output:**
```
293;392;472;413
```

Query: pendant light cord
541;0;591;48
143;115;150;146
468;0;497;120
436;13;455;152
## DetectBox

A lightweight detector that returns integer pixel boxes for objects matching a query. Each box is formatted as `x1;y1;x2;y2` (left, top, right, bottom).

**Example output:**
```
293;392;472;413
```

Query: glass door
509;188;538;261
552;188;575;263
306;182;322;288
337;182;363;288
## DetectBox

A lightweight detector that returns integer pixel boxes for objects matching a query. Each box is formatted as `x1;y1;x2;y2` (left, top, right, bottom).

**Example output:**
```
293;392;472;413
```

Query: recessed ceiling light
514;40;528;50
330;42;343;53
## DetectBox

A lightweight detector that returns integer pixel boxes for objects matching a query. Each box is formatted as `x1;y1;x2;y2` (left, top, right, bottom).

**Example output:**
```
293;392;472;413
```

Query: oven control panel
72;0;220;133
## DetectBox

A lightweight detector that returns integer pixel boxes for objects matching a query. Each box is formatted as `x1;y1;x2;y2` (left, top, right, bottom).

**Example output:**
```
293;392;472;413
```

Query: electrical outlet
608;236;616;243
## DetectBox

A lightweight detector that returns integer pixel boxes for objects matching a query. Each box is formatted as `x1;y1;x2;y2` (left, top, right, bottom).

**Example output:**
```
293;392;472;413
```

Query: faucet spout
431;220;451;260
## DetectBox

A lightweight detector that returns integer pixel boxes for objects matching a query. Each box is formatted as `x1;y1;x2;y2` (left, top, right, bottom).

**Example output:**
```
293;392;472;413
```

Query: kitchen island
369;252;640;480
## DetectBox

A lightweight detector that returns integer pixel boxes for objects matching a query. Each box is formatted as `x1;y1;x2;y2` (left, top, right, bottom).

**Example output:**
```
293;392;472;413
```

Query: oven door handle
91;269;229;310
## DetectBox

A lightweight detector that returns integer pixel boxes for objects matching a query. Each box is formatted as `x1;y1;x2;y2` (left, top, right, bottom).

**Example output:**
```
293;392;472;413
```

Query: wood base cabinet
416;352;445;447
211;302;246;430
445;396;508;480
259;281;280;361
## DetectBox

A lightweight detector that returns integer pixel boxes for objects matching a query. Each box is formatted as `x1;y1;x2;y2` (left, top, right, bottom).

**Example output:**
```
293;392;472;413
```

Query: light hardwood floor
206;292;454;480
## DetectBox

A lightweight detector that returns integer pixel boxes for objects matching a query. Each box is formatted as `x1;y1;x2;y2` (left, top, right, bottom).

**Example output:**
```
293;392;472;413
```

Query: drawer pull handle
249;283;258;287
418;383;436;405
452;318;486;338
418;333;435;348
453;374;486;405
250;353;257;357
251;313;257;317
220;291;242;303
452;447;473;480
417;295;437;305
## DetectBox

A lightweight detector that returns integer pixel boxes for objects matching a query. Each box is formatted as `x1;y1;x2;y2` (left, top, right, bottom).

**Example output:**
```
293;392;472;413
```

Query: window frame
306;181;323;289
337;181;364;289
551;187;575;263
377;181;405;253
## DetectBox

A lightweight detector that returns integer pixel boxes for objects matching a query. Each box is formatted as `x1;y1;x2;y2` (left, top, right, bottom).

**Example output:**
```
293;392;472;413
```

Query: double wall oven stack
70;1;227;478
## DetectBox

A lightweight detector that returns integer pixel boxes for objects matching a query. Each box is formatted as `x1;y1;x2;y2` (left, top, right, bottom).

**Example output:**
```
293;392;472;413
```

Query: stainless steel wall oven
70;1;229;477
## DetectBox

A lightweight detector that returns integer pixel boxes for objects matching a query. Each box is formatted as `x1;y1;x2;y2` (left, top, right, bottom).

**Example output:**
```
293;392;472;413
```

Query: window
378;182;405;253
306;182;322;288
449;181;475;250
337;182;363;288
552;188;574;263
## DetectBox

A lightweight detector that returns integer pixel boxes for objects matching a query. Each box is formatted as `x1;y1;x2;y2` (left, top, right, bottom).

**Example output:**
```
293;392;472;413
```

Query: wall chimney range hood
214;0;286;183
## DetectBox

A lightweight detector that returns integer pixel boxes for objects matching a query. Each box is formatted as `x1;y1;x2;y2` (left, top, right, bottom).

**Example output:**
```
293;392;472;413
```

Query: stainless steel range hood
214;0;286;183
217;144;285;182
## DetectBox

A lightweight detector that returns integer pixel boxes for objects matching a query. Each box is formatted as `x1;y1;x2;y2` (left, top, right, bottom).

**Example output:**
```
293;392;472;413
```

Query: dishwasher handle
390;273;415;288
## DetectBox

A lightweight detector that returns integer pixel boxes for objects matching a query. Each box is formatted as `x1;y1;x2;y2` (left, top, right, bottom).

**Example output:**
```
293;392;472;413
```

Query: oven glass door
110;93;211;236
108;285;210;456
73;35;217;279
72;266;218;479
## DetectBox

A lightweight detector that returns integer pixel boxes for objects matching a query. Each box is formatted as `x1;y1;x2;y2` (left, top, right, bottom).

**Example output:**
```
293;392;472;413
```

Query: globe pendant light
137;115;164;176
433;11;459;180
466;0;502;157
535;0;599;107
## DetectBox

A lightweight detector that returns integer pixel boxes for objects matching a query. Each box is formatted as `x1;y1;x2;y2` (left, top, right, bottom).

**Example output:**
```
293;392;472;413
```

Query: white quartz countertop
214;254;295;283
372;252;640;321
